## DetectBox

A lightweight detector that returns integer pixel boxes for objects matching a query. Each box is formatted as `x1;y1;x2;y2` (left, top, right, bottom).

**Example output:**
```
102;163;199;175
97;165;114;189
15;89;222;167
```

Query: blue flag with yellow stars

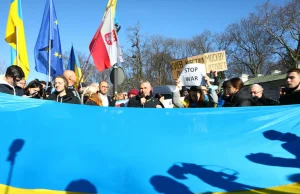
34;0;63;79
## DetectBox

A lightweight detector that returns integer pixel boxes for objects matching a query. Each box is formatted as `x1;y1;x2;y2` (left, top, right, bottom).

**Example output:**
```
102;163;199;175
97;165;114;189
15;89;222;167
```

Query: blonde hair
115;93;124;101
81;85;98;104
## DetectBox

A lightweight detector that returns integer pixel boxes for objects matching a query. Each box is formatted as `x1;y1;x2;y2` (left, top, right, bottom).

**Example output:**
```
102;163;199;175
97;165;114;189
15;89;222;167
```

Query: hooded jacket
47;91;81;104
0;79;15;95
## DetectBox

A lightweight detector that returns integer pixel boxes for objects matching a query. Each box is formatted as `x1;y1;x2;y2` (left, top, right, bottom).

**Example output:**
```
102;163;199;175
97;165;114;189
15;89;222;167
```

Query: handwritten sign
171;50;227;79
179;63;206;86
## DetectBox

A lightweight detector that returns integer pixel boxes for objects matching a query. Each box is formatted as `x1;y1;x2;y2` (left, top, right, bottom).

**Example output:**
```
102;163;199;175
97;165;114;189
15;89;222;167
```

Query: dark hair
186;86;205;107
222;80;230;89
5;65;25;80
229;77;244;90
55;75;69;91
39;80;46;85
287;68;300;76
24;79;42;97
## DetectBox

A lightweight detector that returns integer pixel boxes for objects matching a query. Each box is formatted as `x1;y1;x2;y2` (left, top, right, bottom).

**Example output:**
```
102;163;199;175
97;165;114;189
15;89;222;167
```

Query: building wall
259;80;286;100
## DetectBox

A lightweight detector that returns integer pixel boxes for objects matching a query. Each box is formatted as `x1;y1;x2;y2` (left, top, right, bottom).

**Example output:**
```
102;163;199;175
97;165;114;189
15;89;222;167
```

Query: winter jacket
127;92;160;108
252;96;279;106
15;86;24;96
0;79;15;95
223;87;252;107
67;86;81;100
47;92;81;104
279;89;300;105
173;90;212;108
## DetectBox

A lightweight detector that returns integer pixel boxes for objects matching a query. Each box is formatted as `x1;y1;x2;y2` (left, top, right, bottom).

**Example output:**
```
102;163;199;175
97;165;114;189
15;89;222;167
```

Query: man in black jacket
47;75;81;104
250;84;279;106
127;81;161;108
280;68;300;105
0;65;25;95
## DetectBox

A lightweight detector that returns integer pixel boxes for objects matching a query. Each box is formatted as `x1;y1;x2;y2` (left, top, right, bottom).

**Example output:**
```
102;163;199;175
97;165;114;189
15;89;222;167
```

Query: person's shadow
150;175;196;194
5;139;25;194
65;179;97;194
167;163;259;192
246;130;300;168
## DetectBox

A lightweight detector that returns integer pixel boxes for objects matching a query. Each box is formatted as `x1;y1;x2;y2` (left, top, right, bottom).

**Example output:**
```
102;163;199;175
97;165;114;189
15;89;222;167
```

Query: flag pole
48;0;52;85
48;40;51;84
16;26;19;66
77;9;110;88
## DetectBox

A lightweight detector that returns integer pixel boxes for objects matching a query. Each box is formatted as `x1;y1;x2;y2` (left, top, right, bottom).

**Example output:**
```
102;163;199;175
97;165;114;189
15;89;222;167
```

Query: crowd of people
0;65;300;108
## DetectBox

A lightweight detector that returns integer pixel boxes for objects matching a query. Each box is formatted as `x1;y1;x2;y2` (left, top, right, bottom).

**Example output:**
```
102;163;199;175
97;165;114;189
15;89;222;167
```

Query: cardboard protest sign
171;50;227;79
179;63;206;86
202;50;227;73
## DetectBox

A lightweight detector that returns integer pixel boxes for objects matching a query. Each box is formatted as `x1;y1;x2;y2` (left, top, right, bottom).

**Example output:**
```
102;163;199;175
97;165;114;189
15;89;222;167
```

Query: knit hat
128;89;139;96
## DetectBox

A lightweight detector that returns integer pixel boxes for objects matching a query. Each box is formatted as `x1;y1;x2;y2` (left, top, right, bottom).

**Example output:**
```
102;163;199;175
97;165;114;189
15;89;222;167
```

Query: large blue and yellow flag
1;93;300;193
5;0;30;79
67;46;83;88
34;0;63;79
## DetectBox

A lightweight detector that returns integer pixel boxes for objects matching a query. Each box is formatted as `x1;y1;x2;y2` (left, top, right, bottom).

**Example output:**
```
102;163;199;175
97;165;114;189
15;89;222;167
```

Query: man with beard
280;68;300;105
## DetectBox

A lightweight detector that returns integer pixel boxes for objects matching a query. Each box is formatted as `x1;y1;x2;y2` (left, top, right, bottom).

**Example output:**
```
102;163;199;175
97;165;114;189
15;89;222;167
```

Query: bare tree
143;35;174;86
169;39;191;60
119;22;148;90
189;30;216;55
257;0;300;67
226;13;277;77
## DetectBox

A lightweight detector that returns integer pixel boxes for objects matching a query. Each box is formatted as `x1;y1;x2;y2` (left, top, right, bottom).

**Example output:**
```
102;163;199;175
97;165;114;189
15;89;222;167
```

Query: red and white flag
89;7;123;72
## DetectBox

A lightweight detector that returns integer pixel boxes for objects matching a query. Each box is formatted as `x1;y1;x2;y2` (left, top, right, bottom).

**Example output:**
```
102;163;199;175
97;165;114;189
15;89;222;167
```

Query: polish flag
89;7;123;72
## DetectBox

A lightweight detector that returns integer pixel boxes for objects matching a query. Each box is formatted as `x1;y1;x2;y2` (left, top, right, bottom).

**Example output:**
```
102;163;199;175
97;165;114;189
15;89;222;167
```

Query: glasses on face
251;91;261;95
101;86;108;88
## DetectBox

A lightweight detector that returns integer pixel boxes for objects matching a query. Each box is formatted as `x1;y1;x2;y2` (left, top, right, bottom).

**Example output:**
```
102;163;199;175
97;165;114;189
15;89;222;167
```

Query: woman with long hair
23;79;43;99
224;77;252;107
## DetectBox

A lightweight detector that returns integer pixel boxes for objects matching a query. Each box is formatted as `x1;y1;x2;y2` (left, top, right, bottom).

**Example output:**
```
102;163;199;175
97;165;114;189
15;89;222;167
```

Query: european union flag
34;0;63;79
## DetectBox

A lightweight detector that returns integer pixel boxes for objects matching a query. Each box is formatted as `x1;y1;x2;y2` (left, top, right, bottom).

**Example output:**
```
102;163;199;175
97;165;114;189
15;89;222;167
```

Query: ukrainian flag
106;0;118;18
0;93;300;193
67;46;83;88
5;0;30;79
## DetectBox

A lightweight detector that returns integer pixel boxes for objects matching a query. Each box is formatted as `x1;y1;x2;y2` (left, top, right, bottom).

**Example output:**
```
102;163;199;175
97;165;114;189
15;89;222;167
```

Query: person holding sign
173;79;216;108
